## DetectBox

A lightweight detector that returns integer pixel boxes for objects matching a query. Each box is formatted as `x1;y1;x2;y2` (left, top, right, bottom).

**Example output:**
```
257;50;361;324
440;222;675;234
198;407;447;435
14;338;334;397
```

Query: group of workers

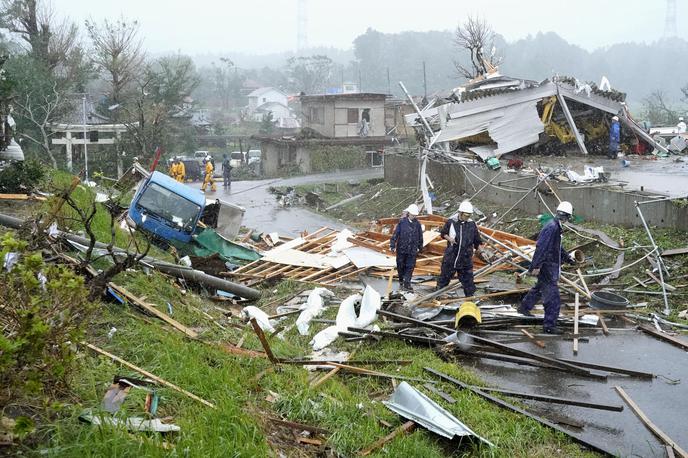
168;154;233;193
391;199;577;334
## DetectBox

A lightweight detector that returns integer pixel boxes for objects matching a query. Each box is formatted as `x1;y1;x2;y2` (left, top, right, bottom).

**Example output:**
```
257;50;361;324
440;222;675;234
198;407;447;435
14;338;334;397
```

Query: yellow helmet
455;301;481;329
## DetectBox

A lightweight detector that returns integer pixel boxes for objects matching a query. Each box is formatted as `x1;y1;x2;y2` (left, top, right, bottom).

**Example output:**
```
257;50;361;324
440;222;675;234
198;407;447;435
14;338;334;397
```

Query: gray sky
55;0;679;55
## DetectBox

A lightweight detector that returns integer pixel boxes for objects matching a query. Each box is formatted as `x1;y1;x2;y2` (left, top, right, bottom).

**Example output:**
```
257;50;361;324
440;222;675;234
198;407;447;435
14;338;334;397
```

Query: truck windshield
137;183;201;229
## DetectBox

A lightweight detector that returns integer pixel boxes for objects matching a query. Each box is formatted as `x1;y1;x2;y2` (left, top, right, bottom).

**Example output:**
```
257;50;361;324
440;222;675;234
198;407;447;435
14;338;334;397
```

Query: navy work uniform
437;218;482;296
519;219;576;330
390;216;423;289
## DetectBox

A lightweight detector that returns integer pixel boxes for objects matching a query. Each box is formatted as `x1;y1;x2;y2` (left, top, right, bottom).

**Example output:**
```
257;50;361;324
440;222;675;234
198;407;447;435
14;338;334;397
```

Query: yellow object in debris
455;301;481;329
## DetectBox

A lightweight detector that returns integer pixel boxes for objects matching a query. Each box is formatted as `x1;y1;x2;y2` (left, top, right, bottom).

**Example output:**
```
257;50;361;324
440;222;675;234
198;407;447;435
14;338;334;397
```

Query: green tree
259;111;275;134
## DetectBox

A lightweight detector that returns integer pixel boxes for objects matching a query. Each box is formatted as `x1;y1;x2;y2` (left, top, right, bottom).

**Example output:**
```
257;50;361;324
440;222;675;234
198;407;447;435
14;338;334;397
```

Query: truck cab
128;171;205;243
128;171;246;244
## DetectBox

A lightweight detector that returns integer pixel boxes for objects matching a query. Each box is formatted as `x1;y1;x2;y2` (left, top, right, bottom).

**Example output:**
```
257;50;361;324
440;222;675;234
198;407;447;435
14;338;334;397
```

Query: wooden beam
577;269;591;297
615;387;688;458
477;386;623;411
556;358;654;379
358;421;415;456
638;324;688;351
83;342;215;408
250;318;279;364
597;313;610;336
108;283;198;339
573;293;580;355
520;329;546;348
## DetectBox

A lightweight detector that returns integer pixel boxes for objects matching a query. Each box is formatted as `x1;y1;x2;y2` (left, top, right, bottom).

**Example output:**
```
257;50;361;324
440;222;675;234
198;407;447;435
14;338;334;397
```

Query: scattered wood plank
573;293;580;355
555;358;654;379
597;313;610;336
296;437;324;446
638;324;688;351
615;387;688;458
423;383;456;404
661;247;688;257
632;276;649;288
83;342;216;408
358;421;415;456
0;193;47;201
646;269;677;292
477;387;623;411
520;329;546;348
577;269;591;298
108;283;199;339
250;318;279;364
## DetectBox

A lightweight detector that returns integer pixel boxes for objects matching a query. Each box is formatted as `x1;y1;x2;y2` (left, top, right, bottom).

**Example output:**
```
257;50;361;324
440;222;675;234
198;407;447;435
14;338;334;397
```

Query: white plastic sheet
241;306;275;333
296;287;334;335
310;286;382;350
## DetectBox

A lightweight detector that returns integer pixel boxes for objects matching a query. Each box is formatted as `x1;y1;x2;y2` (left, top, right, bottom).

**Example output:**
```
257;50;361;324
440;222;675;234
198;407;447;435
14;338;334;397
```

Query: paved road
200;168;384;237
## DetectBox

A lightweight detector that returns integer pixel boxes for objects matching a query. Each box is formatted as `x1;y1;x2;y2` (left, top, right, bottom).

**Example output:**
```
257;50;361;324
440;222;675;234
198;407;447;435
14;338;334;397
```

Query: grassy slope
23;172;611;457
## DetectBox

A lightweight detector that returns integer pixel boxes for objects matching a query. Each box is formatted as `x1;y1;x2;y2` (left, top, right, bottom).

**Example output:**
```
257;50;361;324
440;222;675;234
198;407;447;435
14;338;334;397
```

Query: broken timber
615;387;688;458
83;342;215;408
358;421;415;456
638;324;688;351
475;387;624;411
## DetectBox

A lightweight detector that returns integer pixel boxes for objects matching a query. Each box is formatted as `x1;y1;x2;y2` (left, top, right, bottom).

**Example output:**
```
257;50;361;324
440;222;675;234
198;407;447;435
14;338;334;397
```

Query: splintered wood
230;216;535;286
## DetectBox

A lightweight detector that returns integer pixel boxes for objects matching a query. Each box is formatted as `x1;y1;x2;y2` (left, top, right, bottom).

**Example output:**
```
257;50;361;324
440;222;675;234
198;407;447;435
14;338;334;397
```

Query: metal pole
398;82;433;138
634;201;670;315
82;95;89;183
422;61;427;100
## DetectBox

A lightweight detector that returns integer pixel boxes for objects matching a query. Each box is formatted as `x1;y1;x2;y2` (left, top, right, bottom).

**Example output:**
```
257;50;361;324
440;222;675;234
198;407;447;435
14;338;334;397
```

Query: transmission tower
297;0;308;54
665;0;678;37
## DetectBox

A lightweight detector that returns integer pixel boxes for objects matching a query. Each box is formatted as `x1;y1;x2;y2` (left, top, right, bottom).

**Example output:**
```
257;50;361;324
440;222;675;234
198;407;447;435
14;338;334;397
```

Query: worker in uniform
436;201;483;297
677;116;686;134
221;153;233;188
201;155;217;192
169;158;179;181
172;157;186;183
390;204;423;292
608;115;621;159
518;201;577;334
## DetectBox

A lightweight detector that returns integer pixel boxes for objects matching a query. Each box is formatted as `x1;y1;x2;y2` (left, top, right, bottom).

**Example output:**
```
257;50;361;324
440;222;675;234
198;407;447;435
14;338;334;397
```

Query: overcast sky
54;0;680;55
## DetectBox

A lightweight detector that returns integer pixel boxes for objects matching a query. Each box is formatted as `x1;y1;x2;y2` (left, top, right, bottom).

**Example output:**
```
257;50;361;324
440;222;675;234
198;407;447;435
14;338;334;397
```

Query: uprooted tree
453;16;502;80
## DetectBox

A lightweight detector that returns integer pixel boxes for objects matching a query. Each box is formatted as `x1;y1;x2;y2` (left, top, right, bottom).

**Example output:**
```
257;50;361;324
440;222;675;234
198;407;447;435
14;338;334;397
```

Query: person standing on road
221;153;233;188
518;201;577;334
677;116;686;134
201;155;217;192
436;201;483;297
608;116;621;159
390;204;423;292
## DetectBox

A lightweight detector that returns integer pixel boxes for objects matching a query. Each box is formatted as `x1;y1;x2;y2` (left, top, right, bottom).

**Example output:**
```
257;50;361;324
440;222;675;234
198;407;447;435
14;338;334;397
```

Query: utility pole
423;61;428;100
387;67;391;95
82;95;89;183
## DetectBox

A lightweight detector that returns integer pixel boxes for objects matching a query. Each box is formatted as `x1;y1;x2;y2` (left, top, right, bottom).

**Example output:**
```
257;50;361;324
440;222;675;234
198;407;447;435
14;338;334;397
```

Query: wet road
529;155;688;197
467;322;688;457
199;169;383;237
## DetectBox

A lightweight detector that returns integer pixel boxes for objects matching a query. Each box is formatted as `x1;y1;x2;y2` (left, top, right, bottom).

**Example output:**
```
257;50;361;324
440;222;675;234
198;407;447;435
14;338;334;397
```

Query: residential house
299;93;387;138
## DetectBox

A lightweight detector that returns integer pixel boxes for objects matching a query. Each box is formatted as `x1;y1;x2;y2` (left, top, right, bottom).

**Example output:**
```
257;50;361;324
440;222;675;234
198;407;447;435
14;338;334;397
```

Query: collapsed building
404;74;668;161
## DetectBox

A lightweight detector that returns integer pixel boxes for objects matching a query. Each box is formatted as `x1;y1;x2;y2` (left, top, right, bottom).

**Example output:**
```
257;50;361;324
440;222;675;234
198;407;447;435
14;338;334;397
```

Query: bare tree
62;190;151;300
286;55;332;94
1;0;80;70
85;16;144;107
453;16;502;80
642;90;680;126
12;80;62;167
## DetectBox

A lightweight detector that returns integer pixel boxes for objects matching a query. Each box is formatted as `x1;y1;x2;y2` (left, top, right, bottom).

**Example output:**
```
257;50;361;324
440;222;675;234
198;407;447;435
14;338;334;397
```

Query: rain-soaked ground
203;168;384;237
527;154;688;197
464;319;688;457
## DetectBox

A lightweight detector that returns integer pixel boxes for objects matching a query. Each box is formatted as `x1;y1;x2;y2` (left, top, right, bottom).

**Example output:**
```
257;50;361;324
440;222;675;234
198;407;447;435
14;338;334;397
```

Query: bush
0;160;46;193
310;145;369;172
0;233;94;402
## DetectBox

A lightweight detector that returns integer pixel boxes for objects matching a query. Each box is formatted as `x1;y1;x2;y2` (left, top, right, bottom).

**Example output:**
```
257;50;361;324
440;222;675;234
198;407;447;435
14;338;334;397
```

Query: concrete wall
384;154;688;230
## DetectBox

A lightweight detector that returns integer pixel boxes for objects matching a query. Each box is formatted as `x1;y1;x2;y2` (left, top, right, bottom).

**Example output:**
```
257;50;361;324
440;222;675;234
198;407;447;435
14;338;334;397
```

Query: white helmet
458;201;474;214
612;116;619;121
680;117;685;122
406;204;420;216
557;201;573;215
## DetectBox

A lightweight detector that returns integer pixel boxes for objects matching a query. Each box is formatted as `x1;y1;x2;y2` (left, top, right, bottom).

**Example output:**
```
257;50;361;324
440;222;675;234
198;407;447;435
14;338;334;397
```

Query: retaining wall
384;154;688;230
